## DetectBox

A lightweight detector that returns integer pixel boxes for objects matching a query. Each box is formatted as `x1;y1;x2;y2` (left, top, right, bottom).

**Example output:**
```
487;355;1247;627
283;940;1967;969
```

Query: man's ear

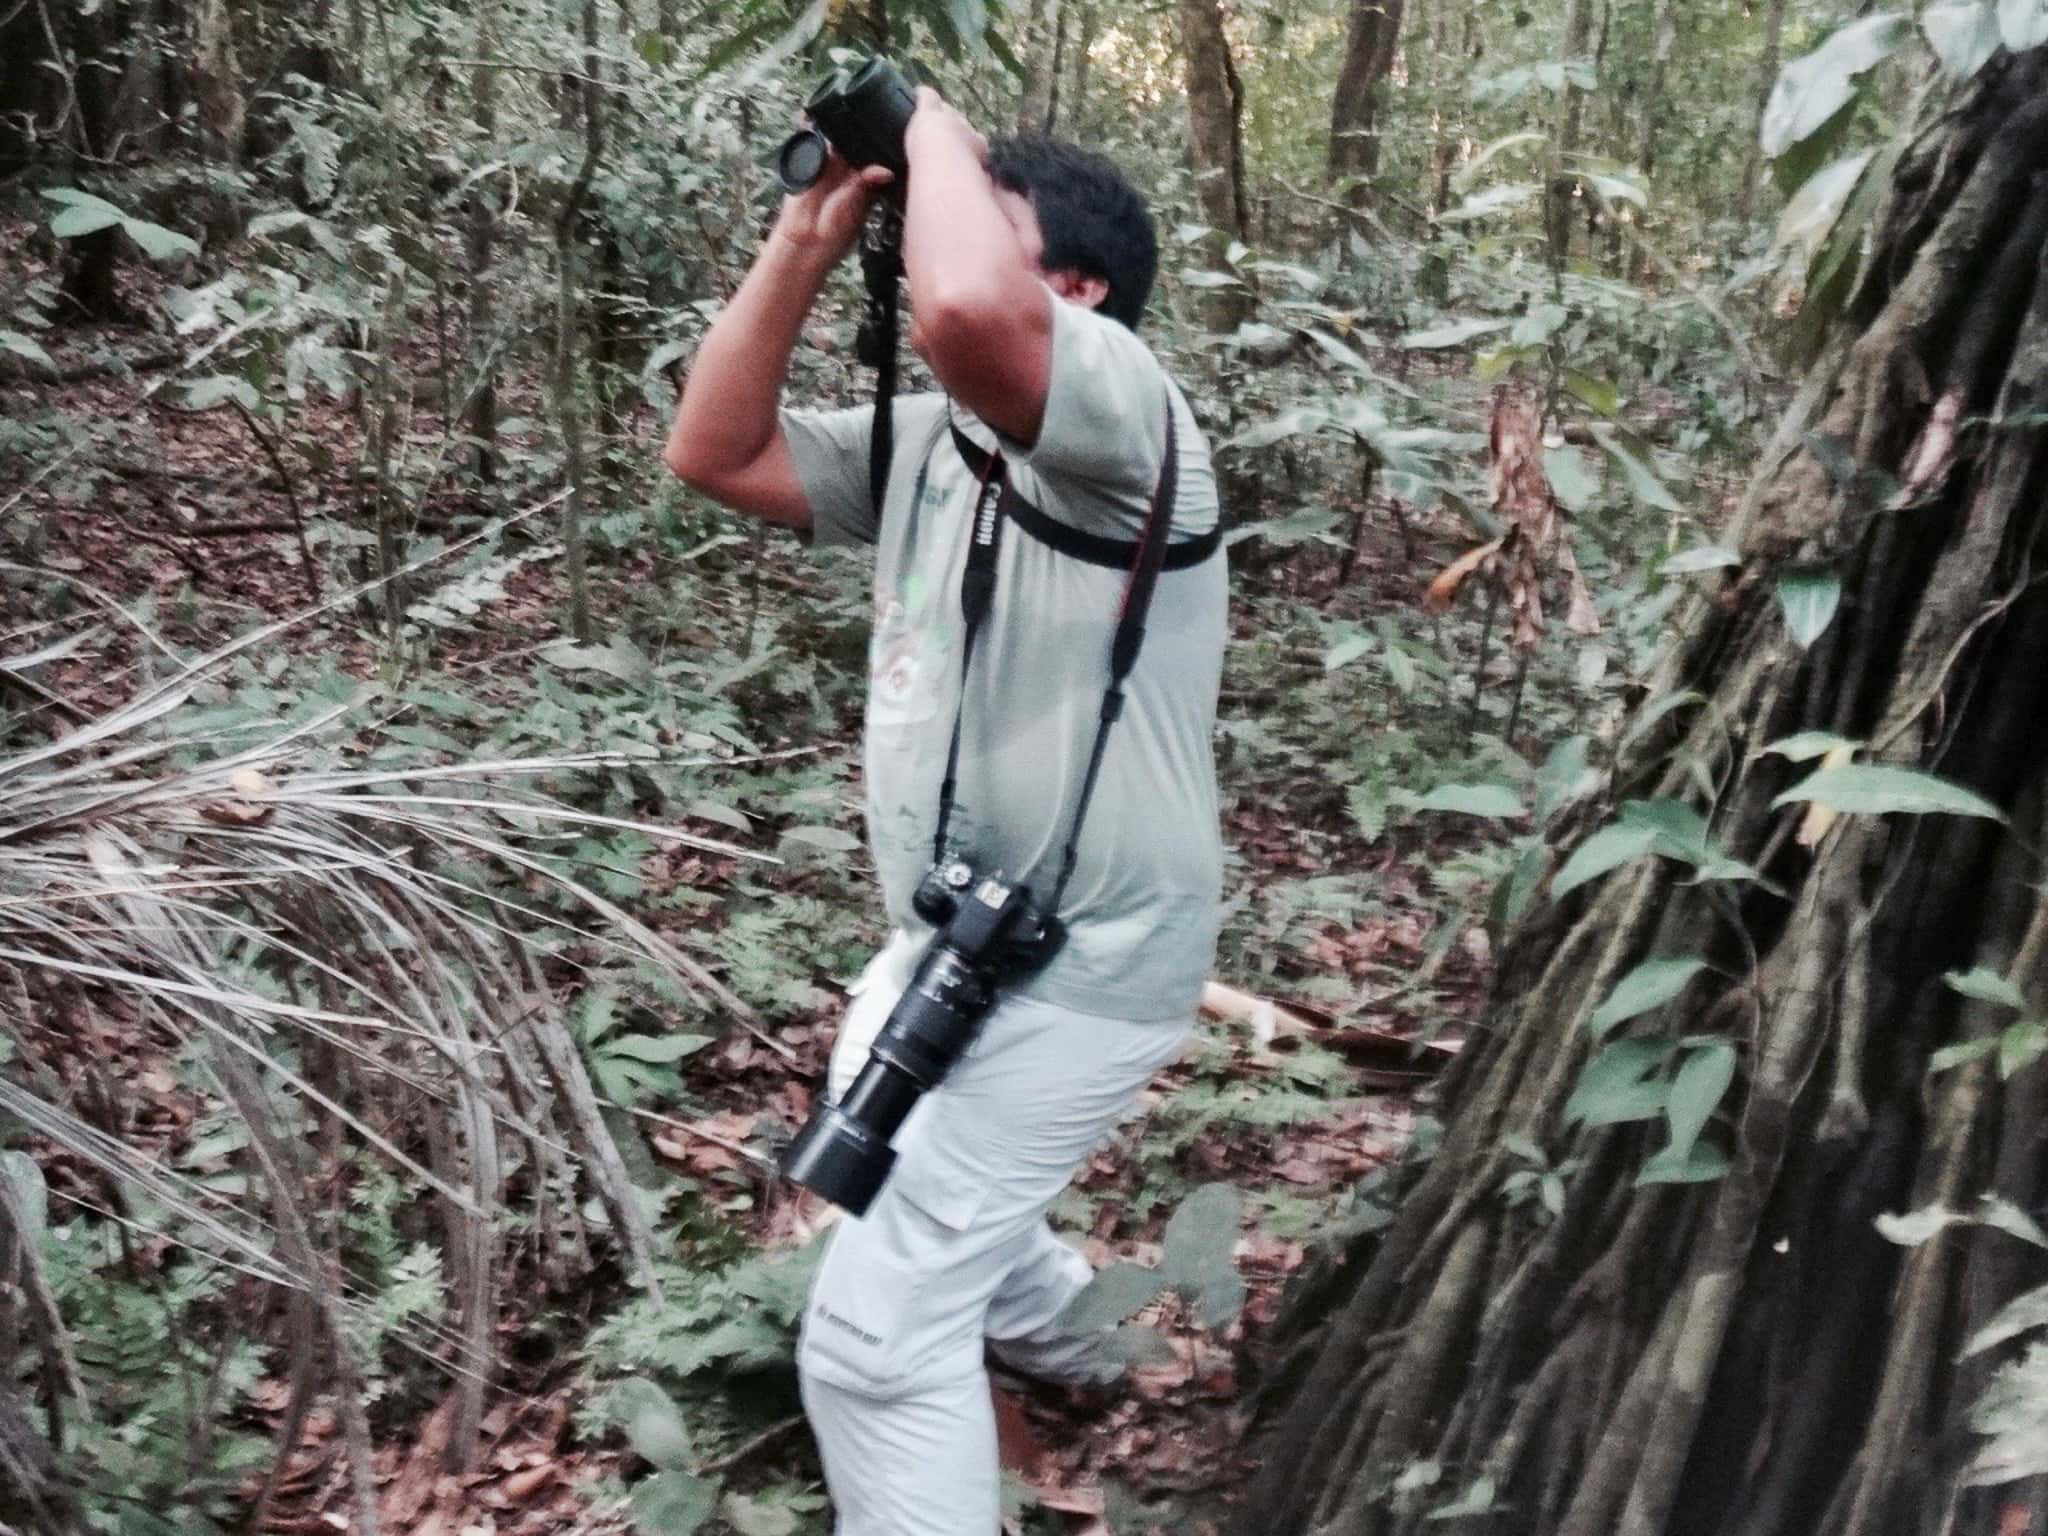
1046;268;1110;311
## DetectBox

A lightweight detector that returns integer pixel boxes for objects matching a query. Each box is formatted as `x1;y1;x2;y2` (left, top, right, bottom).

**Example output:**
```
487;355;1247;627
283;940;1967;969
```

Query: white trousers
797;934;1192;1536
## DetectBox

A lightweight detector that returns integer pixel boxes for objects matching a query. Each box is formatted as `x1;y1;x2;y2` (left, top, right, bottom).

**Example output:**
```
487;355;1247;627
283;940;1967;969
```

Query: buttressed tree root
1237;48;2048;1536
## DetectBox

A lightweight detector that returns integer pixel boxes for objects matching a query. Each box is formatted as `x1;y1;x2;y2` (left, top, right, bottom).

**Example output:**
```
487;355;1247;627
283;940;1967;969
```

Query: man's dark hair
987;134;1158;331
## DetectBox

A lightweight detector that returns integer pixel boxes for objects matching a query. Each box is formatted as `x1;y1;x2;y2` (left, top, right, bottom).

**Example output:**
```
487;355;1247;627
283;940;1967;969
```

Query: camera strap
858;204;905;516
928;398;1190;918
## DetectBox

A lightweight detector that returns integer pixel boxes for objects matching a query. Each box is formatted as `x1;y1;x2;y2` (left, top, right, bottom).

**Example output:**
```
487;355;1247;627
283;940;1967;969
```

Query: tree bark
1177;0;1250;331
58;0;125;321
1070;3;1096;130
1326;0;1404;211
463;0;500;487
553;0;603;644
1545;0;1595;263
1238;47;2048;1536
1016;0;1062;133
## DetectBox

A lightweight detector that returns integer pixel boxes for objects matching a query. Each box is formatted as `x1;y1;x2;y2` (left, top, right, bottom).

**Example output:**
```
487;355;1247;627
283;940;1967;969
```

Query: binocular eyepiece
776;56;919;194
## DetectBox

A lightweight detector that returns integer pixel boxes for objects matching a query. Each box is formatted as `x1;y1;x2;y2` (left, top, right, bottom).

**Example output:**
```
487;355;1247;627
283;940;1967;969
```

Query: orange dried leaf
1425;539;1504;612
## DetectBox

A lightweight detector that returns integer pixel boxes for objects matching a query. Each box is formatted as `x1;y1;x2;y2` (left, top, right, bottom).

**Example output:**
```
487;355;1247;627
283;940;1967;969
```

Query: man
664;84;1226;1536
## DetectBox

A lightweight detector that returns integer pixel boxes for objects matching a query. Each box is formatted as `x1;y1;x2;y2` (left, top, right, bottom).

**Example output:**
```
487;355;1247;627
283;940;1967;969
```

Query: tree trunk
463;0;500;487
1016;0;1061;133
1544;0;1594;264
553;0;602;644
58;1;125;322
0;0;55;178
1070;4;1096;130
1238;48;2048;1536
1737;0;1790;225
1326;0;1404;211
1177;0;1250;331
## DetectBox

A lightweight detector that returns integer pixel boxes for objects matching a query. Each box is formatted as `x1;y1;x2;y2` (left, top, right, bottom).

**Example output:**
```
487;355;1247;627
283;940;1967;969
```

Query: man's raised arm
662;159;893;527
899;90;1057;448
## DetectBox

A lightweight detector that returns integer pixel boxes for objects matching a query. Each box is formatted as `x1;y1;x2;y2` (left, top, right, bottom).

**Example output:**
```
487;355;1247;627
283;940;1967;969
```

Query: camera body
779;860;1065;1215
777;56;918;193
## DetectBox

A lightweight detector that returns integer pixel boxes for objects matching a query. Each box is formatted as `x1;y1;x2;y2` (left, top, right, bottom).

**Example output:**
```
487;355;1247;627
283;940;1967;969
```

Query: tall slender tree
1177;0;1250;331
1326;0;1405;211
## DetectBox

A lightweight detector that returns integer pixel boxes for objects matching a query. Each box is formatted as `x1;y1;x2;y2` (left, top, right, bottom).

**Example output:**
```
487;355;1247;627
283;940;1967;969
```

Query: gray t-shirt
781;296;1226;1020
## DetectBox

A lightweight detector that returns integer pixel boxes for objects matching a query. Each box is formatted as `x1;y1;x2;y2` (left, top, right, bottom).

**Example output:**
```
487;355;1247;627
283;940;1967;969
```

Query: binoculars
776;56;918;194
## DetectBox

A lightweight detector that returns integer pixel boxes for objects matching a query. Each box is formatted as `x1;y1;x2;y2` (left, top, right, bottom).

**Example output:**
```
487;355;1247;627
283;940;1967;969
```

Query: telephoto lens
780;872;1040;1215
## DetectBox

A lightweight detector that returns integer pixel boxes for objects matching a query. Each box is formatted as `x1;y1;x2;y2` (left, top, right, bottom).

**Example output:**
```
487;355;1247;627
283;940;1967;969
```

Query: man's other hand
905;87;988;167
773;154;896;268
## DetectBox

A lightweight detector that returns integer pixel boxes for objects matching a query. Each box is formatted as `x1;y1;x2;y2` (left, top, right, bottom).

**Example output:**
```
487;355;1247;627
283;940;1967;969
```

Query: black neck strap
929;401;1184;916
858;204;904;516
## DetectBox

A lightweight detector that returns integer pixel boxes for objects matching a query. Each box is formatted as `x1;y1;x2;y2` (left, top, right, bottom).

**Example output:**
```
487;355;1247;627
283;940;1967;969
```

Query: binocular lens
777;130;830;193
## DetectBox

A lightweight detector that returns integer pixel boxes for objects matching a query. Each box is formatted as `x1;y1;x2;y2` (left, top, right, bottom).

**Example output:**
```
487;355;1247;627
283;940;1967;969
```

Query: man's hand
904;87;988;168
772;154;895;268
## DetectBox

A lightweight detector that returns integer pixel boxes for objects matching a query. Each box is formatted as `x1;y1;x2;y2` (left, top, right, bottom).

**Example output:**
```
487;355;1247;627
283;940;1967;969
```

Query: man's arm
899;91;1055;448
663;159;892;527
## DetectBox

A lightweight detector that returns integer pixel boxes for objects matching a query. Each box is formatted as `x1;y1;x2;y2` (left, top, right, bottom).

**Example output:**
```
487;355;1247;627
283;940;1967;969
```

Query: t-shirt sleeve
780;403;880;548
1000;297;1171;501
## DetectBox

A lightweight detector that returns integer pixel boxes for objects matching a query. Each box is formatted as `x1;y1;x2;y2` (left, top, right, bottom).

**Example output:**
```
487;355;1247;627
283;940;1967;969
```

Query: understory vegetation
6;0;2043;1533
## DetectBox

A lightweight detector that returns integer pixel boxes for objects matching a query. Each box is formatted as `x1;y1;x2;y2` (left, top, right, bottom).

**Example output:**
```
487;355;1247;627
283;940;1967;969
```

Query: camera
779;862;1065;1215
776;56;918;194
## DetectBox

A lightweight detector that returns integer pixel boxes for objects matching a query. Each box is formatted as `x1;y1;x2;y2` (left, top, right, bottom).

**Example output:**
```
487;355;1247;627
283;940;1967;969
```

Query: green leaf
603;1033;713;1065
1451;131;1547;193
1659;546;1741;576
1984;1197;2048;1249
1925;2;2004;77
1398;316;1512;350
780;825;862;853
1929;1037;1999;1074
1776;567;1841;648
1591;958;1709;1037
1565;1037;1676;1127
1061;1260;1167;1332
119;216;200;261
1426;1476;1501;1520
0;330;54;368
1946;968;2029;1013
185;374;261;411
1760;14;1909;157
1770;150;1876;271
1552;821;1659;899
1590;426;1682;513
1635;1142;1732;1185
2000;1020;2048;1079
1877;1204;1968;1246
1324;633;1374;671
1771;763;2005;821
1763;731;1863;762
1661;1042;1736;1165
1543;445;1599;512
1161;1182;1240;1286
616;1379;694;1471
0;1151;47;1237
720;1495;798;1536
1440;183;1541;224
2000;0;2048;49
631;1470;719;1534
1967;1282;2048;1358
1564;371;1620;418
540;638;651;684
1414;783;1525;819
49;203;125;239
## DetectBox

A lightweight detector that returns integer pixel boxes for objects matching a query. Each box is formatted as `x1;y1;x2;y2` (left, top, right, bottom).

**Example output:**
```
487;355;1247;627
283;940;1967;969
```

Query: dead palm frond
0;588;777;1532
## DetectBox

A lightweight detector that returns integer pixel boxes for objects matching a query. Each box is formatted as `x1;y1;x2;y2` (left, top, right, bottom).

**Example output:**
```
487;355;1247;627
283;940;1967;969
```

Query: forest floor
8;277;1504;1536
